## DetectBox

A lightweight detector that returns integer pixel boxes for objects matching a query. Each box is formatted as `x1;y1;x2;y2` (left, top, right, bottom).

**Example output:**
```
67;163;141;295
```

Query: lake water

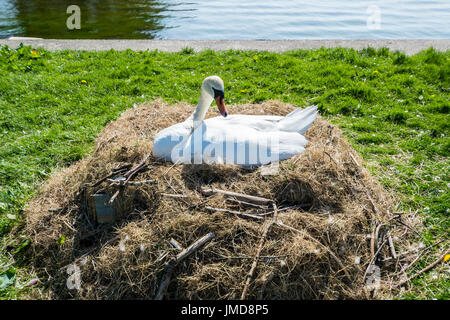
0;0;449;39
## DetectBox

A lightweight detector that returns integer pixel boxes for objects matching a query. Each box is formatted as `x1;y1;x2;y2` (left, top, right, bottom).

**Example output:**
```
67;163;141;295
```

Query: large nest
25;100;419;300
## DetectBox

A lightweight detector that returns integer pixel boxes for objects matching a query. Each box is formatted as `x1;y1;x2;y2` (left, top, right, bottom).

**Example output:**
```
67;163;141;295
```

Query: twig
108;179;155;186
108;190;120;205
226;198;269;210
257;204;311;216
89;166;130;188
162;175;182;196
162;160;181;176
241;203;278;300
366;192;380;216
394;248;449;288
349;153;360;167
374;223;385;257
201;187;273;206
218;255;289;260
82;209;94;229
62;219;77;232
387;231;397;260
324;151;338;164
155;232;215;300
161;193;189;199
394;252;424;278
188;198;212;211
204;206;264;222
156;251;169;263
112;163;132;172
123;153;151;181
370;224;376;260
391;216;421;236
374;224;384;246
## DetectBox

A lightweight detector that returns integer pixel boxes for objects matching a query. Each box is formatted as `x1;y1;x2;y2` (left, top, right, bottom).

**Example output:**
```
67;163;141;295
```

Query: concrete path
1;38;449;55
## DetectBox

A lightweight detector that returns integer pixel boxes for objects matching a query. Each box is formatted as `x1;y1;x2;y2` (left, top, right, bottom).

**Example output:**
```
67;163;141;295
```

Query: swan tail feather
277;105;318;134
285;107;304;118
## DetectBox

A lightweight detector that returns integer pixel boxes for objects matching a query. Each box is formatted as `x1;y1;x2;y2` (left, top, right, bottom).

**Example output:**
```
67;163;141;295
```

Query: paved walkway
1;38;449;55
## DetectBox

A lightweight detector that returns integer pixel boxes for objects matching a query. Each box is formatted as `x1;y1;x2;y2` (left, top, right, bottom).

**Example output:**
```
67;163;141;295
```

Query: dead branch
108;179;155;186
161;193;189;198
89;166;130;188
374;223;385;256
387;231;397;260
370;224;376;259
108;190;120;205
204;206;264;222
226;198;269;210
155;232;215;300
201;187;273;206
123;153;151;181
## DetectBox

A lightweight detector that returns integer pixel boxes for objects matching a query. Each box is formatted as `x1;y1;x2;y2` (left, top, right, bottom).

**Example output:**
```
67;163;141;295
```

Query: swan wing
180;123;308;166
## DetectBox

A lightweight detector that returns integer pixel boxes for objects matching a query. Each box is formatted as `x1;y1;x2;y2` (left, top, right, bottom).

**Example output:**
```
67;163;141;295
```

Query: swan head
202;76;228;117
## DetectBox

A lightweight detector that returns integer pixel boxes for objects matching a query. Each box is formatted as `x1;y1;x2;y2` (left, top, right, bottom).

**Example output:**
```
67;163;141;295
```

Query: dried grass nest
25;100;420;300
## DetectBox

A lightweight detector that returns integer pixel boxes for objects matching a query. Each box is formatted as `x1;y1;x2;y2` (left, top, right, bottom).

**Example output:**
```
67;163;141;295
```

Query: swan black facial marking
212;88;225;100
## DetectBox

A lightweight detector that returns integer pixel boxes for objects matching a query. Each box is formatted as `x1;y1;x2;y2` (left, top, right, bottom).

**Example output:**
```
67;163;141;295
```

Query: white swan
153;76;318;166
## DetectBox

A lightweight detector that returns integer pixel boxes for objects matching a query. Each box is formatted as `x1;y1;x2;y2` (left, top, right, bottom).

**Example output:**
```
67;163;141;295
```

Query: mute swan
152;76;318;166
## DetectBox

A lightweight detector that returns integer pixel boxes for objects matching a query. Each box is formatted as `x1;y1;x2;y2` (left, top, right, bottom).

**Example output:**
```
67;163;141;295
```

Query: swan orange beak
215;96;228;117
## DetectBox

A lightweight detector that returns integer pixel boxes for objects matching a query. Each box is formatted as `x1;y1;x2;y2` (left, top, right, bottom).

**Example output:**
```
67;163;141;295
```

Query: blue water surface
0;0;449;39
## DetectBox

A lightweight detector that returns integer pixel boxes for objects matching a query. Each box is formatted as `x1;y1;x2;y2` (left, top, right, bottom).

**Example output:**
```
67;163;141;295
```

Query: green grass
0;44;448;299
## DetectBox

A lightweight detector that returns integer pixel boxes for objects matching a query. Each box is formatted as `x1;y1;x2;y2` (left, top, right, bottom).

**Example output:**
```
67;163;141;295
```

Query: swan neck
192;87;213;126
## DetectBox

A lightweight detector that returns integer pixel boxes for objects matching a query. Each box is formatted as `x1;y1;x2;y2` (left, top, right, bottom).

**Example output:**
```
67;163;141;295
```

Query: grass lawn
0;44;448;299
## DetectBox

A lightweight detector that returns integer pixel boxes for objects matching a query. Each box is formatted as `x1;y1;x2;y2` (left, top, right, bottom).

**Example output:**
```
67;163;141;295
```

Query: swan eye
212;88;225;99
